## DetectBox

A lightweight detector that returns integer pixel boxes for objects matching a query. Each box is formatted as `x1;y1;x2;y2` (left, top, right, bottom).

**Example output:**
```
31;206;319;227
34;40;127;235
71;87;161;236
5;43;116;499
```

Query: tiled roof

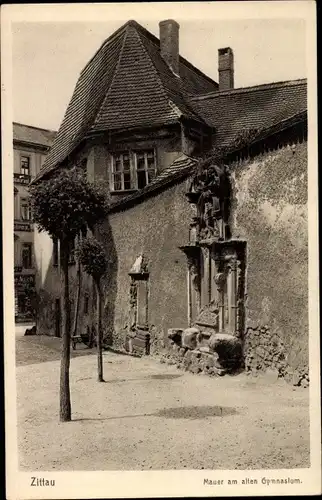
189;78;307;148
13;122;56;148
34;20;218;183
109;154;199;212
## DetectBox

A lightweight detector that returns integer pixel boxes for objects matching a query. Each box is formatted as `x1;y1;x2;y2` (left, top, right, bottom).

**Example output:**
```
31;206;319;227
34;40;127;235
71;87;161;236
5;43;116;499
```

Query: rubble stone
182;327;199;349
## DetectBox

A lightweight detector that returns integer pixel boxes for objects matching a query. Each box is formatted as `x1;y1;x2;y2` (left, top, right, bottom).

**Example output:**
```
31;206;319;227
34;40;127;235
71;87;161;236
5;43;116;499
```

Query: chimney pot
218;47;234;91
159;19;180;75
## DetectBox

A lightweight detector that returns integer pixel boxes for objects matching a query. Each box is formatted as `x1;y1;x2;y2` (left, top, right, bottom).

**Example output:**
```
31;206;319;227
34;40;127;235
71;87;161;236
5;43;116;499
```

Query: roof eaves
108;167;192;214
109;155;198;213
223;110;307;158
13;139;51;150
13;122;57;135
190;78;307;101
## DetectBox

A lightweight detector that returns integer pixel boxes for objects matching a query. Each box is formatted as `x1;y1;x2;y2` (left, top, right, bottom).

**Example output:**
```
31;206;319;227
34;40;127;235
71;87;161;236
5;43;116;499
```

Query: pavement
16;333;310;471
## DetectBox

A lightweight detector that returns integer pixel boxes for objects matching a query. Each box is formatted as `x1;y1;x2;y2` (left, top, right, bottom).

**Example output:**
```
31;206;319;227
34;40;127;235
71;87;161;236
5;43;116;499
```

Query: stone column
228;259;237;335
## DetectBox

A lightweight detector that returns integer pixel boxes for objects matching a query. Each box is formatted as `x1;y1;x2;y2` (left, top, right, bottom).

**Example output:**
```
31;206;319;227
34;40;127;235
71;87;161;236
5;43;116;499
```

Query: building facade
13;123;56;322
32;20;308;385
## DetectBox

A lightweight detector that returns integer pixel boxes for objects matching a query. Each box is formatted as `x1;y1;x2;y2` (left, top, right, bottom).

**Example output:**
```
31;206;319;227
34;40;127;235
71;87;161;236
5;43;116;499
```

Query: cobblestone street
16;334;310;471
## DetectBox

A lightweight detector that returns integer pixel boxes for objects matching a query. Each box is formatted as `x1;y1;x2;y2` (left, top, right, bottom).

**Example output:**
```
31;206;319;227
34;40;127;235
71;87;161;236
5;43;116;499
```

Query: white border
2;2;321;499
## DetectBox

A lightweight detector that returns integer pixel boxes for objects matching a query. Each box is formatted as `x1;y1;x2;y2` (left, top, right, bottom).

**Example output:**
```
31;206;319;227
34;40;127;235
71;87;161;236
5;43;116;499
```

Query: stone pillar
187;255;200;326
228;259;237;335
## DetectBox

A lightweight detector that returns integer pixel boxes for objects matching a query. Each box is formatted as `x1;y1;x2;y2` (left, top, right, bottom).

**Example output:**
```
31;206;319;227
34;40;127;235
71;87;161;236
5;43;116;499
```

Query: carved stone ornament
186;161;228;245
129;254;149;278
214;272;226;287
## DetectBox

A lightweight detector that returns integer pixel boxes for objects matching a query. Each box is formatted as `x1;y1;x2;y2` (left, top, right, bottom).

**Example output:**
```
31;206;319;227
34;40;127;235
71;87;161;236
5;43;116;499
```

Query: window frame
21;243;32;269
20;155;31;177
111;152;133;192
20;198;31;221
110;149;157;192
133;149;157;190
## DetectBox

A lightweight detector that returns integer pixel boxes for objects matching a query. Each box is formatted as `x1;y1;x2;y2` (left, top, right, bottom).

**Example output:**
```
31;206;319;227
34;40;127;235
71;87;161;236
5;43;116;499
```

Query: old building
32;20;308;385
13;122;56;321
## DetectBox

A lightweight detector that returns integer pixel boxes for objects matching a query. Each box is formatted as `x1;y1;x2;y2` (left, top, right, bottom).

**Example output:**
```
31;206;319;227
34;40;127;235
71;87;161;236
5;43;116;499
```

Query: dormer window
111;150;156;192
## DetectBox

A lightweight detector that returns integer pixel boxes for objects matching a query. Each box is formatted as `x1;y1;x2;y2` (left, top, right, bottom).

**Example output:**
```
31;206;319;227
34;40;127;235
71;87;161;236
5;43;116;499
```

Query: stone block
167;328;184;347
199;346;210;353
265;368;279;383
292;371;301;386
300;378;309;388
209;333;242;369
190;364;201;374
182;327;199;350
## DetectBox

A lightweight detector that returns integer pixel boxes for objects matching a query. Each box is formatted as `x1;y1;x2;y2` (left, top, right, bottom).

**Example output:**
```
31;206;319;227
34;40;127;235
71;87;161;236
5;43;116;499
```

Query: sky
12;12;307;132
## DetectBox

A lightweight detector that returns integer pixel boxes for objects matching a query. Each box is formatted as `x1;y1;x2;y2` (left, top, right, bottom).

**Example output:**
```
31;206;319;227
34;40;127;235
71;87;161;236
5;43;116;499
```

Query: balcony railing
14;173;31;185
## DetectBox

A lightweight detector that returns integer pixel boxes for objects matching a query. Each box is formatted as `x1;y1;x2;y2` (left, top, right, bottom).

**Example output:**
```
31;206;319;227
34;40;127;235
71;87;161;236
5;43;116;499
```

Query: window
111;150;156;191
134;150;156;189
20;198;31;220
22;243;32;269
112;152;133;191
14;189;18;219
17;294;27;315
20;156;30;176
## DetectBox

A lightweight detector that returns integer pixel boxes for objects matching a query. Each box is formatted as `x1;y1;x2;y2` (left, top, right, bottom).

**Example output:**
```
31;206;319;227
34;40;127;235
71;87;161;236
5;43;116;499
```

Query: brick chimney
218;47;234;91
159;19;180;75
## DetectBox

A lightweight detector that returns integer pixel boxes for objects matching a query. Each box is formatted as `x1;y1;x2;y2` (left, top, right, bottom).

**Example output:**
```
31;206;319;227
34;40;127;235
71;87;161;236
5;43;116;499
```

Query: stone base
124;330;150;355
160;340;238;377
244;326;309;387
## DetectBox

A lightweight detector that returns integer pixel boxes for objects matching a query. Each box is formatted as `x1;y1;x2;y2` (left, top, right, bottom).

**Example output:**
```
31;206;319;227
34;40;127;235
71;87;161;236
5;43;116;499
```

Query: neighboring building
32;20;308;385
13;122;56;321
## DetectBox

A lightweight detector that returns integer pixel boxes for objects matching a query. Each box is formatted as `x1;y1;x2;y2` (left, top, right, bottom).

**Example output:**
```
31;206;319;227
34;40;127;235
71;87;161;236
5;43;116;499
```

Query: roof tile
34;20;218;183
189;79;307;147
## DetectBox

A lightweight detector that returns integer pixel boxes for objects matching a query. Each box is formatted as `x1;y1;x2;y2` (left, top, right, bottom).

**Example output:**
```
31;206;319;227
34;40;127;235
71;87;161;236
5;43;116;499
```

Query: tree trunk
96;280;104;382
71;234;82;338
59;238;72;421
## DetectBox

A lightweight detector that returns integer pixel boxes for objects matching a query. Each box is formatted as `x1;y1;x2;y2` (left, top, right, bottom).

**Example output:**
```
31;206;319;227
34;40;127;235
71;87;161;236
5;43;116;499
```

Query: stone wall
101;179;193;350
243;326;309;387
34;136;309;388
230;140;308;382
159;327;243;376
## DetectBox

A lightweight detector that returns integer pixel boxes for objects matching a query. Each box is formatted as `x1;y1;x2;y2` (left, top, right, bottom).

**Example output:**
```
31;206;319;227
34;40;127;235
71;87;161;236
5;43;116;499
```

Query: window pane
20;156;30;176
123;154;130;171
147;151;155;169
114;157;122;172
21;204;28;220
137;170;147;189
136;153;145;170
124;172;132;190
113;173;122;191
22;244;32;268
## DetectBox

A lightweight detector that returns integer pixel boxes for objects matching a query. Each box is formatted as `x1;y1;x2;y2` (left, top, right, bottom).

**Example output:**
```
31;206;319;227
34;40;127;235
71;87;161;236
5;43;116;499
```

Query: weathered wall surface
34;177;193;347
34;228;94;337
100;179;193;350
35;138;309;387
230;141;308;383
